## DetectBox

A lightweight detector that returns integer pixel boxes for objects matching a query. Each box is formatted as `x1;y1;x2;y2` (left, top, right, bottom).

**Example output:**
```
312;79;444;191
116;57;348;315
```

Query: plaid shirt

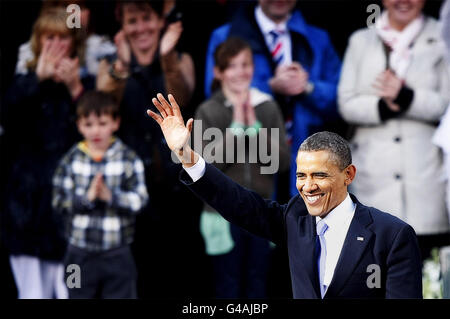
52;137;148;252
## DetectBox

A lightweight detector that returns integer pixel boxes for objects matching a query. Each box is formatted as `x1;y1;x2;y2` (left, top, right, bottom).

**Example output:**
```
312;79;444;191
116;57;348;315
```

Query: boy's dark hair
77;91;120;119
211;37;252;93
115;0;164;23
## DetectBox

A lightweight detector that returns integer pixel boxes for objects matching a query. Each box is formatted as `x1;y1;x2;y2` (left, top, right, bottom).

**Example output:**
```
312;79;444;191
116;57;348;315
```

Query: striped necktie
269;29;285;65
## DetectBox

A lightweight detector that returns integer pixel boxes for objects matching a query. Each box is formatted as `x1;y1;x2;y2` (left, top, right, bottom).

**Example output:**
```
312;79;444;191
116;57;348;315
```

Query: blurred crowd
0;0;449;299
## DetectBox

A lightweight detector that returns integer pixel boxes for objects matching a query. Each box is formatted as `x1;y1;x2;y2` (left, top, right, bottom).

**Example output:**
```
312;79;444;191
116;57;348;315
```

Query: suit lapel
325;198;374;298
297;214;321;298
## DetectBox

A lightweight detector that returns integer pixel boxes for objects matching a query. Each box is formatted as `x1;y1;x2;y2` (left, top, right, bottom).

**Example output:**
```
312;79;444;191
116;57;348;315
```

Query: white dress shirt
316;194;356;293
254;5;292;65
184;155;207;183
184;156;357;294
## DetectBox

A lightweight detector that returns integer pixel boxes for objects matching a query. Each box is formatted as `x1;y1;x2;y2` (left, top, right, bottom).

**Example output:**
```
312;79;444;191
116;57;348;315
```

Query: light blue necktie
316;219;329;298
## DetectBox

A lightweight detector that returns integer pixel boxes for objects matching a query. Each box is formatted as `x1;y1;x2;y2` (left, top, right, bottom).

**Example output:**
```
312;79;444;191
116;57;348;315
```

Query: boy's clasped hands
87;173;112;203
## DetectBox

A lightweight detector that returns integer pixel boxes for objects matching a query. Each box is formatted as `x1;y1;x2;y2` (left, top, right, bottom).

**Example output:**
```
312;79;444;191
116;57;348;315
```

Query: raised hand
36;39;69;81
55;56;83;98
147;93;193;152
114;29;131;66
147;93;197;166
159;21;183;57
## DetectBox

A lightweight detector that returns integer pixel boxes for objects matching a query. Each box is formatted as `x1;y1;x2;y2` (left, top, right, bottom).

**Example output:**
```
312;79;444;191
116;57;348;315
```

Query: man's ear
345;164;356;186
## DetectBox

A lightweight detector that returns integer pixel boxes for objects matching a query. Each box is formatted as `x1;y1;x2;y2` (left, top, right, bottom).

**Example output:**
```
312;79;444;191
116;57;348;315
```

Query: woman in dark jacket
2;7;94;298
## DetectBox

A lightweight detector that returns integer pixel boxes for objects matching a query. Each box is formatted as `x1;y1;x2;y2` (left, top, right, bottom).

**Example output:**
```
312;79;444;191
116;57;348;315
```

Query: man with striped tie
205;0;342;201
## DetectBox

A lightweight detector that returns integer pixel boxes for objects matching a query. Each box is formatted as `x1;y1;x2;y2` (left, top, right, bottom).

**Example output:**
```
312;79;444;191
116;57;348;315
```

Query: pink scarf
375;11;424;79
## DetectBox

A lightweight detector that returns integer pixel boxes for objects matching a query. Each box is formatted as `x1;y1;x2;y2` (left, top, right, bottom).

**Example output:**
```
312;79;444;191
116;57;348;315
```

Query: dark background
0;0;445;299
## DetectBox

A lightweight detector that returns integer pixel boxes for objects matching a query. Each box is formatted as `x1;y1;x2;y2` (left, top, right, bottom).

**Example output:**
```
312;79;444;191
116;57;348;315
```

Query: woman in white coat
433;0;450;233
338;0;450;261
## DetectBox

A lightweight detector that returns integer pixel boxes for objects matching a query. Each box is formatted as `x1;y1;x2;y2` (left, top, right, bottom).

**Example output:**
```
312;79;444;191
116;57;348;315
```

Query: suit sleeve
180;162;287;244
385;225;423;298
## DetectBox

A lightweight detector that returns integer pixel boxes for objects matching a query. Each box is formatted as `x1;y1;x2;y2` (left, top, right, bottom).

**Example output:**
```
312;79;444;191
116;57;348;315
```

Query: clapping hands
231;93;257;126
160;21;183;57
36;39;83;98
269;62;309;96
114;30;131;67
87;173;112;203
36;39;69;81
373;69;403;112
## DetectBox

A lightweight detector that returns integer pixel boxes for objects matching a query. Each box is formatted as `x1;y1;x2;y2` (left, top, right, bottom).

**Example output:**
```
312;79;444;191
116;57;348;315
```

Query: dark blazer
180;163;423;299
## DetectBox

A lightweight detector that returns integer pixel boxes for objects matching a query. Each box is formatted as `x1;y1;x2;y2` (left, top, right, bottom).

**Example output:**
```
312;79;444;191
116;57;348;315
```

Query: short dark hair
76;91;119;119
115;0;164;23
298;131;352;170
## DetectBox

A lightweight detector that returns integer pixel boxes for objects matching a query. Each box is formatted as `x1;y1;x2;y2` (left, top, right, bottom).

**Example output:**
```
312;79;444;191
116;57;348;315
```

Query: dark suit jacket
180;163;423;299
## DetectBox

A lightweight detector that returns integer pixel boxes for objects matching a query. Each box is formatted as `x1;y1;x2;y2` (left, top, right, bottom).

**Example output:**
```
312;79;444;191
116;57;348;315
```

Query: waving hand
147;93;197;166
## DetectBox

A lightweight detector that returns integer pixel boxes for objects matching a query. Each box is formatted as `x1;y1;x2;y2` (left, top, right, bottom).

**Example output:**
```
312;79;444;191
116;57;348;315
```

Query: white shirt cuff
183;156;206;183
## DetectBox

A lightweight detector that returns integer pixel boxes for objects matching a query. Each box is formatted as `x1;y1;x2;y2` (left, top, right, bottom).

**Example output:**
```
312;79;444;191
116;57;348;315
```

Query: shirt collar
316;193;356;230
78;137;118;161
255;5;289;36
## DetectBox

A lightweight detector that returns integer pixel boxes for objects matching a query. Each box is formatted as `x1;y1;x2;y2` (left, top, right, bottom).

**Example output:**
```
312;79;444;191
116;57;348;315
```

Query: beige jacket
338;17;450;235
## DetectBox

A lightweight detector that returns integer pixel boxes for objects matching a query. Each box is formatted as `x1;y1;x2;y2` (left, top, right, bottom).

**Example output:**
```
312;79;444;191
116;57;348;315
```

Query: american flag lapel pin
357;237;364;241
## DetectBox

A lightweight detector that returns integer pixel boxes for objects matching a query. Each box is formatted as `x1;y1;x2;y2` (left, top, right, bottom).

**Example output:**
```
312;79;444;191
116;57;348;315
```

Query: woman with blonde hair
2;7;94;299
15;0;116;76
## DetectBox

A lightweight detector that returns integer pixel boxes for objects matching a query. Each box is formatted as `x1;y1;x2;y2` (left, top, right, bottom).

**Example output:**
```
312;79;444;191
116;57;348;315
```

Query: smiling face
122;3;164;53
214;48;254;95
296;150;356;218
383;0;425;30
77;113;120;152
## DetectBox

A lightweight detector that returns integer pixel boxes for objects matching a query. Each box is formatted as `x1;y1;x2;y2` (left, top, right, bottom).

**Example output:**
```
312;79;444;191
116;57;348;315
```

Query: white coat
338;17;450;235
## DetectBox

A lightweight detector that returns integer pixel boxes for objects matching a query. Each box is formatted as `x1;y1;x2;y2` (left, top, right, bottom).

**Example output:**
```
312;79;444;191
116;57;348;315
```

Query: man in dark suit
147;94;422;299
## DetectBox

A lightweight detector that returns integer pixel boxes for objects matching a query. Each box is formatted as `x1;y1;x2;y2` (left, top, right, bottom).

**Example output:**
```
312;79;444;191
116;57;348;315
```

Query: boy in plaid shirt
52;91;148;298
